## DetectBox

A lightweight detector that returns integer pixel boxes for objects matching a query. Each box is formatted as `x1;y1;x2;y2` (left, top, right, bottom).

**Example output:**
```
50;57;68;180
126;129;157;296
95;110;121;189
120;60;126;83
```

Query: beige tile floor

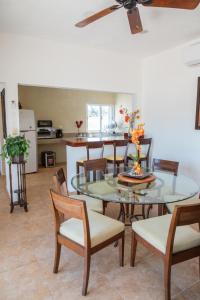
0;166;200;300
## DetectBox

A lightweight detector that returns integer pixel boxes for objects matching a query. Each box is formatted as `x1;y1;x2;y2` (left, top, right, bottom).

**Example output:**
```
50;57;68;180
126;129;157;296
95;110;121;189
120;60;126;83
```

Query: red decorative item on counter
75;120;83;135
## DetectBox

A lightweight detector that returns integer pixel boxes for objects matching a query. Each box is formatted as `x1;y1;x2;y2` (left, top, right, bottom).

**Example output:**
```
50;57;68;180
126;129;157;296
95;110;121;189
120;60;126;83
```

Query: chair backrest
53;168;68;196
166;203;200;256
174;203;200;226
152;158;179;176
113;139;129;161
50;189;91;248
138;138;152;158
86;141;104;160
83;158;107;182
83;158;107;173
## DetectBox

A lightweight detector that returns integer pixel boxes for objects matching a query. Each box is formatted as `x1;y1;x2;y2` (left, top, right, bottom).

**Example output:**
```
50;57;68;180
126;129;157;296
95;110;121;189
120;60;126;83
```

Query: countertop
63;136;128;147
37;138;65;145
37;135;148;147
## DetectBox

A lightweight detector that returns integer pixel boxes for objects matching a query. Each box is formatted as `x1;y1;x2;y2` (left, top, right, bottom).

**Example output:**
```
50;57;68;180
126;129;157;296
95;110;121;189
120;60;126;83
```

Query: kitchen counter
63;135;128;147
37;138;64;145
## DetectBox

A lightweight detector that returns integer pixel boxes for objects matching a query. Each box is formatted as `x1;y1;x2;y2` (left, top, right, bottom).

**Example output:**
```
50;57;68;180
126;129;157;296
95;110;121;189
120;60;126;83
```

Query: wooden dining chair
76;141;104;175
106;140;129;175
128;137;152;169
131;203;200;300
53;168;103;214
146;158;179;218
50;190;125;296
153;158;179;176
83;158;108;214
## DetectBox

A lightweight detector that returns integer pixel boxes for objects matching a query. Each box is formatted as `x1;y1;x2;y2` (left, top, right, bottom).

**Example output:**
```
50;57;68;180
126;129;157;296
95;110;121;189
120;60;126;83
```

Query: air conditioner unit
183;42;200;66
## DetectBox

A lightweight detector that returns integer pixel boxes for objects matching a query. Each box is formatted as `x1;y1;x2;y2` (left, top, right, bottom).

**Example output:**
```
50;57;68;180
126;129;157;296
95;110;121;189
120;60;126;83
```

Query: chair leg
163;205;168;215
146;204;153;218
119;232;125;267
117;163;120;175
158;204;164;216
142;205;145;219
131;204;135;216
130;231;137;267
76;162;80;195
53;241;61;273
103;201;107;215
82;253;91;296
125;203;129;217
164;261;171;300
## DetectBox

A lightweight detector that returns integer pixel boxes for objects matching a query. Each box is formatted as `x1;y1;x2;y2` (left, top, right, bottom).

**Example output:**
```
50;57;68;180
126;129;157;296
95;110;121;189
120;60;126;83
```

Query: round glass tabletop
71;167;199;205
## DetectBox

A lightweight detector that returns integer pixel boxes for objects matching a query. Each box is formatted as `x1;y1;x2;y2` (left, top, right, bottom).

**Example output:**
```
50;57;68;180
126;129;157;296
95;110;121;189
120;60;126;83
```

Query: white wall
0;33;142;192
142;43;200;182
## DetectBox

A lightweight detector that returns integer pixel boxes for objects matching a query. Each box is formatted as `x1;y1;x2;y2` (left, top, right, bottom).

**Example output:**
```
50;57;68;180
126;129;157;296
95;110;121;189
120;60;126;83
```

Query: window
87;104;114;132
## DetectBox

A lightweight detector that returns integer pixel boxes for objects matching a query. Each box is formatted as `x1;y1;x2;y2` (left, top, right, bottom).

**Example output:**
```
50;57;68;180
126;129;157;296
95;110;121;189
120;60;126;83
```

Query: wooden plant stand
9;161;28;213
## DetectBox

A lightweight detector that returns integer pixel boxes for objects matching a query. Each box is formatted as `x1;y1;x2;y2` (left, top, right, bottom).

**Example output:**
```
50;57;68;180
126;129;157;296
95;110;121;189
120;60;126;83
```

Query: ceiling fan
75;0;200;34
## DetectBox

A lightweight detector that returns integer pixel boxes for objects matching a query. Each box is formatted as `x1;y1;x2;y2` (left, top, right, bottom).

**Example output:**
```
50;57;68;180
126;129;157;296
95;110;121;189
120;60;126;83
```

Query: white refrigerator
19;109;37;173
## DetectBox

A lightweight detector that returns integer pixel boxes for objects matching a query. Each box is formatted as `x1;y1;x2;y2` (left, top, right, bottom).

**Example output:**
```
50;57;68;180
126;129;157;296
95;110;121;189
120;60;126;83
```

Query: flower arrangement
119;107;140;135
119;106;145;174
131;123;145;175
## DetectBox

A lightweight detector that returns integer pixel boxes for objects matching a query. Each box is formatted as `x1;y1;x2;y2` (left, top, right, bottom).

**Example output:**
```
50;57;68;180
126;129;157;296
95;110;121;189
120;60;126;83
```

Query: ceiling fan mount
75;0;200;35
116;0;137;10
115;0;151;10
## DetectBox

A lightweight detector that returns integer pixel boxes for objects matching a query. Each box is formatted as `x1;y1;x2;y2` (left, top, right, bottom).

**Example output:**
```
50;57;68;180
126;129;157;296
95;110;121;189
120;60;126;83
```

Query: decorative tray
119;170;152;180
118;171;156;185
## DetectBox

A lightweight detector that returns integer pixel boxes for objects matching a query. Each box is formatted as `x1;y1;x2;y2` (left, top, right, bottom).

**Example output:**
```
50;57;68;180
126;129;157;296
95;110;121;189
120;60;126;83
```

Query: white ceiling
0;0;200;57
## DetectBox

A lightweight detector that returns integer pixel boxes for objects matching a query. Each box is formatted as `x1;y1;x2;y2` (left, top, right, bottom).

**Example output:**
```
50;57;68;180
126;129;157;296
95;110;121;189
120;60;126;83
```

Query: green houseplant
1;135;30;164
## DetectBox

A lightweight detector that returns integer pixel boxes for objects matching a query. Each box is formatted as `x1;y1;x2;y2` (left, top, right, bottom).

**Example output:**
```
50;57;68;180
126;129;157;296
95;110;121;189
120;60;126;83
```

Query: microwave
37;120;53;128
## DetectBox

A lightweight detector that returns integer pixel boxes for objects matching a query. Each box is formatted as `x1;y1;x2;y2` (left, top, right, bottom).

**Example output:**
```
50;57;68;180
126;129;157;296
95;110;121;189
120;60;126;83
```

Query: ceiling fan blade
127;7;143;34
141;0;200;10
75;5;121;28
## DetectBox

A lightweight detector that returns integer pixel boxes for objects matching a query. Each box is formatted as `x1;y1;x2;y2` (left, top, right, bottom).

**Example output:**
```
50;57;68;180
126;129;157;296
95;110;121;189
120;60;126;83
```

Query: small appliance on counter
56;129;63;138
37;120;56;139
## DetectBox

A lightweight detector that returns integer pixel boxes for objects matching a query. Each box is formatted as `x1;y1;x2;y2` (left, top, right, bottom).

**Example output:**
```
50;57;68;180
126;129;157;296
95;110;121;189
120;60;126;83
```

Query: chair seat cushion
77;158;86;164
60;210;125;247
166;195;200;213
70;194;103;213
128;153;146;159
132;214;200;254
106;155;124;162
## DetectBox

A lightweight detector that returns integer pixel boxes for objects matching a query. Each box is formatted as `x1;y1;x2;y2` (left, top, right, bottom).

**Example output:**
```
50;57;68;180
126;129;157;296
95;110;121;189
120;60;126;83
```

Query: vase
12;154;24;164
128;121;134;138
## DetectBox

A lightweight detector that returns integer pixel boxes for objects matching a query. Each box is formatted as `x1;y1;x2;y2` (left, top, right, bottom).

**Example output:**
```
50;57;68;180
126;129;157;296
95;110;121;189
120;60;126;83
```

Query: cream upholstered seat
70;194;103;213
128;153;146;159
132;214;200;254
166;195;200;213
60;210;125;247
106;155;125;161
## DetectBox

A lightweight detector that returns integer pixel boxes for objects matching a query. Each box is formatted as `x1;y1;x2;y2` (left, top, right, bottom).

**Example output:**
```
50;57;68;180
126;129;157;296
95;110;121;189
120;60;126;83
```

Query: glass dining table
71;167;199;224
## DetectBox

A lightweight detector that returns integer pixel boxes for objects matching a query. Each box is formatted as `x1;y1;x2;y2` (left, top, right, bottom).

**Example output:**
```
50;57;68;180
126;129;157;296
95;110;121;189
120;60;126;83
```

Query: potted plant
1;135;30;164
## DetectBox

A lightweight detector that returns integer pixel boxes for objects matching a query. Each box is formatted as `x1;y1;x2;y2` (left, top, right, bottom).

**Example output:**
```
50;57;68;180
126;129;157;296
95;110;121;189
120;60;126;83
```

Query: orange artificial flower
133;161;142;175
124;115;130;123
